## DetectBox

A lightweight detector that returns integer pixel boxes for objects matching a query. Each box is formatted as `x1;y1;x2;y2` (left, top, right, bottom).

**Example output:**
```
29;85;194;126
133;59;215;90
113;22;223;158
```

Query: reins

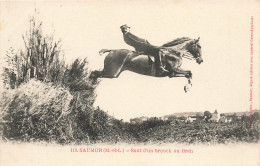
182;53;201;61
182;52;194;60
161;39;201;61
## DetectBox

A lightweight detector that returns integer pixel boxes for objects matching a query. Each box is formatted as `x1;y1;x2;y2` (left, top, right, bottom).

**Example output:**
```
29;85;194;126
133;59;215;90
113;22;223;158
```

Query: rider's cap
120;24;130;30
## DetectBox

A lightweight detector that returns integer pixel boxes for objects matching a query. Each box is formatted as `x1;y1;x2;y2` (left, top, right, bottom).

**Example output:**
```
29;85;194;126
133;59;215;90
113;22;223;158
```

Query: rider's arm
126;32;149;44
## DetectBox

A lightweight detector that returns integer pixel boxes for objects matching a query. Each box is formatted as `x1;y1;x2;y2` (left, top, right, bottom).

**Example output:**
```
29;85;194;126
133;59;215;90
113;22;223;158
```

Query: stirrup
157;66;169;75
158;66;168;72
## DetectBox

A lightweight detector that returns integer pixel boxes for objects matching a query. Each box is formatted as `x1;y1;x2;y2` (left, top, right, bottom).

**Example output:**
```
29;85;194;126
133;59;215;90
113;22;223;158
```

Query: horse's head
187;37;203;64
161;37;203;64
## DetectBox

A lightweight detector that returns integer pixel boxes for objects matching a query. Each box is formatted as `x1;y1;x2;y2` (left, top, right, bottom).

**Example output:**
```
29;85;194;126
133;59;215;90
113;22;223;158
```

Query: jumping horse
90;37;203;92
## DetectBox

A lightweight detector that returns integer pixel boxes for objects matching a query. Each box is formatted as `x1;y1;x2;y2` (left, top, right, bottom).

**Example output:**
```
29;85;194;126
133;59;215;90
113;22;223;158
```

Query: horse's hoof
184;85;188;92
184;84;191;92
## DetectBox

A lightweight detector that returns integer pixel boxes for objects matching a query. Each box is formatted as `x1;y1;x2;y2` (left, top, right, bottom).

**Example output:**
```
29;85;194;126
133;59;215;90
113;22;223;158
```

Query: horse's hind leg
103;51;128;78
103;65;124;78
89;70;103;80
89;69;118;79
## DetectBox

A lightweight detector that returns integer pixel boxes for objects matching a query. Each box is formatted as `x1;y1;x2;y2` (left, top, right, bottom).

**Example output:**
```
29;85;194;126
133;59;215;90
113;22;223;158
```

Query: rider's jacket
123;32;158;54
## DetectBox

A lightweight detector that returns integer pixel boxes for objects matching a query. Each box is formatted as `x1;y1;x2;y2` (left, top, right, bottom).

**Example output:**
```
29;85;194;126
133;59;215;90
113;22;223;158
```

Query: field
0;80;259;144
127;119;260;144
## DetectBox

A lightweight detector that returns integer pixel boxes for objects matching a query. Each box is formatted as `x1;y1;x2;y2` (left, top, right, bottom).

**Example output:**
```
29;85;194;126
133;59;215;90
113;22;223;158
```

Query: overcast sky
0;1;259;121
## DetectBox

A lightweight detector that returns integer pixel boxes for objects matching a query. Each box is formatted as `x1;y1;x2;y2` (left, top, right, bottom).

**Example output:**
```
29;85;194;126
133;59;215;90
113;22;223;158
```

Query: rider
120;24;168;75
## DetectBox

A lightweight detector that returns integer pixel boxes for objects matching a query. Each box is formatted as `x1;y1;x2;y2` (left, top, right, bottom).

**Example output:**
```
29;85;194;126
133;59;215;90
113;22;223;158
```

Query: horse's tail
99;49;112;56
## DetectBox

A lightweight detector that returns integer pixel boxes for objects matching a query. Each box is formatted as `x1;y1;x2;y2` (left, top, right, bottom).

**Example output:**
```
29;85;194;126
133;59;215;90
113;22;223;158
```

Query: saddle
132;51;167;76
134;51;166;64
148;55;155;63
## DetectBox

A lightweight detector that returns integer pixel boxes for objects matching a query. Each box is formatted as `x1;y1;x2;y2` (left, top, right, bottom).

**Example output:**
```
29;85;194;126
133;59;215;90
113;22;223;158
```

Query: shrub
0;12;99;144
2;13;65;89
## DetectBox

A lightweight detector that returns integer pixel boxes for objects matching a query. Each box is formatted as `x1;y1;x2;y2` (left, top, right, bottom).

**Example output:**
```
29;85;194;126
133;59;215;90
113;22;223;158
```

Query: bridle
160;38;201;61
182;43;201;61
182;52;196;60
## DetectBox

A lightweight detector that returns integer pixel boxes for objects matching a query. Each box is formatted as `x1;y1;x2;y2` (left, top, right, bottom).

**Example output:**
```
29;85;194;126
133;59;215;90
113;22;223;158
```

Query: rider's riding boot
156;54;169;75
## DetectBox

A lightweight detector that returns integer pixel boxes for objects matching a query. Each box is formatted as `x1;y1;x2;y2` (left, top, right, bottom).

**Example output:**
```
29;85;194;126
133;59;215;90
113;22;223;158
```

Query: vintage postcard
0;0;259;166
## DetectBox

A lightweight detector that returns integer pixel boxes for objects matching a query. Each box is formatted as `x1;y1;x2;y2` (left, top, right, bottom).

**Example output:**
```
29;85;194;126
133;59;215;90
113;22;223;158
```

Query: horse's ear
194;37;200;43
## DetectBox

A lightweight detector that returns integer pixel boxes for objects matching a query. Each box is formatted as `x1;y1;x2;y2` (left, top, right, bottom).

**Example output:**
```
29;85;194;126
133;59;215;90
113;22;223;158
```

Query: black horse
90;37;202;92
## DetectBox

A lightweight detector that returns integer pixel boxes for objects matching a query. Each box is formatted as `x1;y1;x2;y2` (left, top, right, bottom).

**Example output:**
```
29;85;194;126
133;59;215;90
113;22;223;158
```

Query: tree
204;111;212;122
196;112;204;121
252;112;260;121
167;116;177;122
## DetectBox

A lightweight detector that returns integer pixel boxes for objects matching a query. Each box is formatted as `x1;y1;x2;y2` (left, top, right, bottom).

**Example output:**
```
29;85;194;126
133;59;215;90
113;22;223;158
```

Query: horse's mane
161;37;192;47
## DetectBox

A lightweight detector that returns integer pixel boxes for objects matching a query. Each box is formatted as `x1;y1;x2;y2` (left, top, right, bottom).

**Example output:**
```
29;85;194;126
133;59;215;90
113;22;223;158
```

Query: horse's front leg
170;68;192;92
170;68;192;79
179;68;192;79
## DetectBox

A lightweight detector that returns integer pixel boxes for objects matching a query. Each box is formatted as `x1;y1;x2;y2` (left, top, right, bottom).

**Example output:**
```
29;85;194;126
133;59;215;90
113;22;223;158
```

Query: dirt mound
0;79;74;143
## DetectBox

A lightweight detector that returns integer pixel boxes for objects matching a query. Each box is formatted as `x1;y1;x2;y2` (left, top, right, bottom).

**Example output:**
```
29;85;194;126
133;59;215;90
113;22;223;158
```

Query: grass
0;80;259;144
